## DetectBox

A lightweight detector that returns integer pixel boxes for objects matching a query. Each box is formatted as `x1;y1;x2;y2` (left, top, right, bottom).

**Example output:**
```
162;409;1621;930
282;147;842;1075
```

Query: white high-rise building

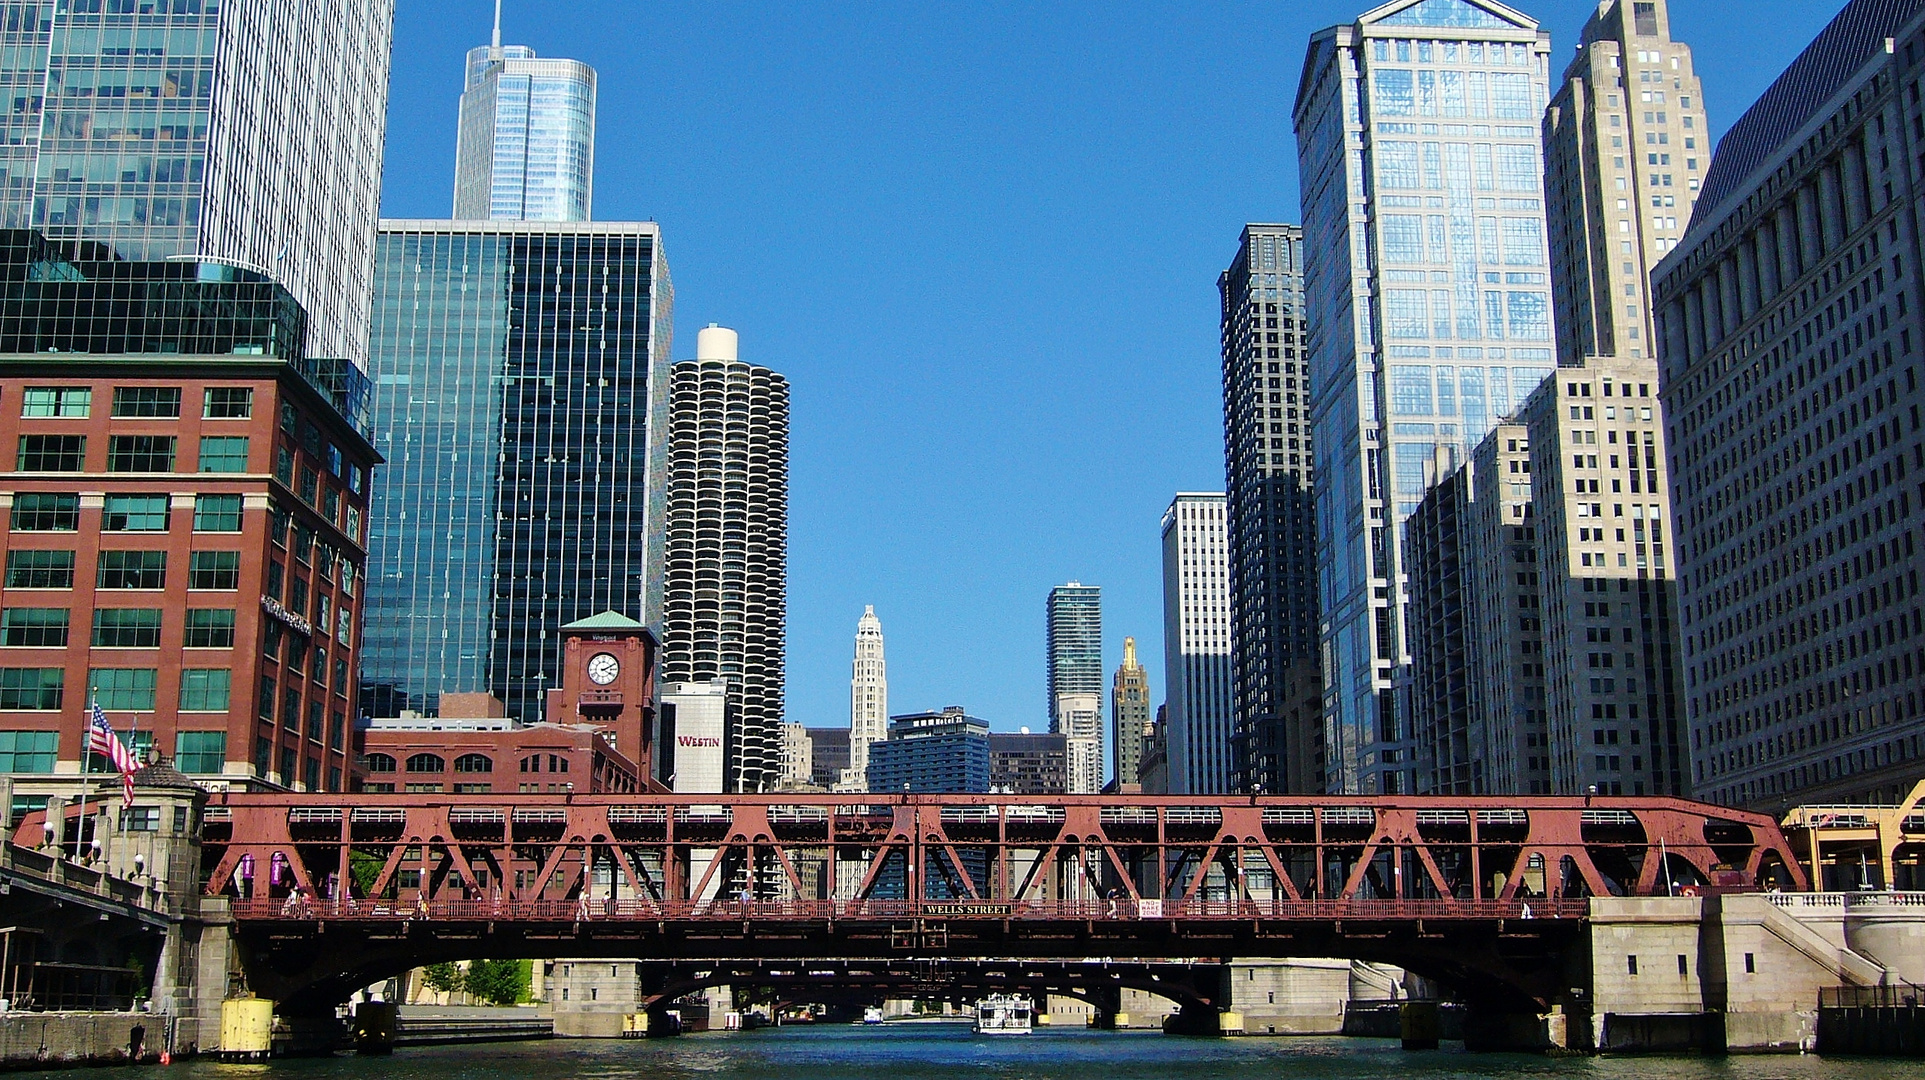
0;0;394;366
840;606;889;792
1056;691;1103;794
453;3;596;222
661;326;790;793
1162;493;1235;793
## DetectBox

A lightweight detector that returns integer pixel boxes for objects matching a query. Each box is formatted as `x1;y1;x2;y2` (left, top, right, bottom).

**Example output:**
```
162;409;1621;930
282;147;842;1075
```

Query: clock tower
551;610;658;778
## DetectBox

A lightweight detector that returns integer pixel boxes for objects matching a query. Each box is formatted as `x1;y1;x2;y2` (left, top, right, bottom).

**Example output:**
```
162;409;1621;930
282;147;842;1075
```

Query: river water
17;1024;1918;1080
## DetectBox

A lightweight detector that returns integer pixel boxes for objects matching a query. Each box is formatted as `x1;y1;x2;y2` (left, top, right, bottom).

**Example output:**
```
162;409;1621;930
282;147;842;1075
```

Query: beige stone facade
1406;356;1687;798
1544;0;1707;365
1407;424;1548;794
1521;357;1689;795
1652;0;1925;808
1465;426;1550;792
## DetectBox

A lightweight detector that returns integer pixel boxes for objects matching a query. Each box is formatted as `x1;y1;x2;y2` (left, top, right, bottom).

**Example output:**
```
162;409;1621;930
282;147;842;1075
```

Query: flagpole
75;698;92;862
126;710;143;810
119;710;137;827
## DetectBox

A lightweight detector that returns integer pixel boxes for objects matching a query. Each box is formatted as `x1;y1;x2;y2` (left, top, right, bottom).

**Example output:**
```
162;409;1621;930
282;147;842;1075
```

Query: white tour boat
973;994;1034;1034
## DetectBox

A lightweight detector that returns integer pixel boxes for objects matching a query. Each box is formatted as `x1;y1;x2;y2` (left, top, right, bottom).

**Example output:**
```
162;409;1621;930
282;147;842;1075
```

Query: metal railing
1784;806;1883;829
227;894;1588;924
1767;891;1925;910
1820;983;1925;1009
5;962;145;1012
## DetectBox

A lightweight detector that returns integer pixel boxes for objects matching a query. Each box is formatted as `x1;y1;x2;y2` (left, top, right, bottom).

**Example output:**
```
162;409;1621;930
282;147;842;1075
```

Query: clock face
587;652;620;686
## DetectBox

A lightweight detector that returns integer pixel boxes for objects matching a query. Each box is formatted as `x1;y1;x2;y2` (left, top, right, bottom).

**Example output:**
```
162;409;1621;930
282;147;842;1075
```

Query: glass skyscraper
0;0;393;365
453;31;596;222
1294;0;1558;794
1045;582;1102;727
362;220;672;722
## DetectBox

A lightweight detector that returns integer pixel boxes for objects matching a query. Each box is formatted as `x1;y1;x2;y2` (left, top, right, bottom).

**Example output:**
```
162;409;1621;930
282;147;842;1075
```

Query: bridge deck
233;895;1589;923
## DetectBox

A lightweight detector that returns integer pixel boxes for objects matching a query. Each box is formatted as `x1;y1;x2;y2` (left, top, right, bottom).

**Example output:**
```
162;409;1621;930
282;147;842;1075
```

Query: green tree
463;959;529;1006
421;962;462;995
349;850;384;898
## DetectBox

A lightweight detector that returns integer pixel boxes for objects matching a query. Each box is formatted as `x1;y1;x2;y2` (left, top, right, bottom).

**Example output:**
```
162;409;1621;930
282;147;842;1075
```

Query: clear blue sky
378;0;1840;735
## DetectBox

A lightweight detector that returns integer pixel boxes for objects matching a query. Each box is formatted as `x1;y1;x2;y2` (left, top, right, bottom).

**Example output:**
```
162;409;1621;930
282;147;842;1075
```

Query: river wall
1;1011;165;1070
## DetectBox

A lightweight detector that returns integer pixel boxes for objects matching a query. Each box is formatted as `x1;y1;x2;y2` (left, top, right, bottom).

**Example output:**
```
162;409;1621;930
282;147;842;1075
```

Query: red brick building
0;235;377;796
544;611;658;769
356;716;642;795
355;613;659;794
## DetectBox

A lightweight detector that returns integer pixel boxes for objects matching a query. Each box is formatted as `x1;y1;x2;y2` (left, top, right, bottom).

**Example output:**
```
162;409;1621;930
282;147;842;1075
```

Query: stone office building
1406;354;1688;798
1652;0;1925;808
1520;359;1688;797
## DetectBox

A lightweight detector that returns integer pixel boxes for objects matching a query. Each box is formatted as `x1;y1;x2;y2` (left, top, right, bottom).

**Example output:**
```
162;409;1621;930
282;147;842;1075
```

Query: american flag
87;701;139;808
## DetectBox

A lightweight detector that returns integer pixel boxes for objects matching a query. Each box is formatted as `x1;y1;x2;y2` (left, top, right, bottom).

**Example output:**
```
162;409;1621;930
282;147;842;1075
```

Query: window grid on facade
1653;0;1925;808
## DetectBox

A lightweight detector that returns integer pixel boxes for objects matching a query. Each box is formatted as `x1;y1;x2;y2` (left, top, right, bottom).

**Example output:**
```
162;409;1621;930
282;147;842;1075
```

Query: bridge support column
1162;1005;1231;1036
1228;959;1352;1035
1587;897;1716;1053
1399;1001;1440;1049
1461;1002;1575;1053
1085;987;1121;1030
352;1001;396;1054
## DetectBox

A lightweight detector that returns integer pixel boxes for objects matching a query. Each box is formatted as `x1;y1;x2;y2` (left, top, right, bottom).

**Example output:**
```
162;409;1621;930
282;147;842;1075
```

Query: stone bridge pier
1;768;236;1064
1513;893;1924;1053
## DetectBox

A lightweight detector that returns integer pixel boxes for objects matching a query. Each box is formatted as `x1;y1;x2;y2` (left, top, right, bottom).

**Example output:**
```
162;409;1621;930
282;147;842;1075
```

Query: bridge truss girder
169;792;1806;1013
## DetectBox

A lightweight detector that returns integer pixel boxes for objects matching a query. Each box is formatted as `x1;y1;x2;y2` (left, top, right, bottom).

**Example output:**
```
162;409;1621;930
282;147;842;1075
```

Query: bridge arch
629;961;1210;1020
228;907;1566;1018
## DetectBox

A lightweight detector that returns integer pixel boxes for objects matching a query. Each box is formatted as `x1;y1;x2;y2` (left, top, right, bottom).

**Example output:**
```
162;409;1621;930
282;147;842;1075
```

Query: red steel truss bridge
193;791;1803;1013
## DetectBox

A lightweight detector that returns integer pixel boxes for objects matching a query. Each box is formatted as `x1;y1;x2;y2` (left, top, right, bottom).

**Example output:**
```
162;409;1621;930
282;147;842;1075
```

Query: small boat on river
973;994;1033;1034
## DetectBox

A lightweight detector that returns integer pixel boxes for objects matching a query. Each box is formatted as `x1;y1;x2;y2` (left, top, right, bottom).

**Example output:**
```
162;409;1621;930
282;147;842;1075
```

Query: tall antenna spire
491;0;502;50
